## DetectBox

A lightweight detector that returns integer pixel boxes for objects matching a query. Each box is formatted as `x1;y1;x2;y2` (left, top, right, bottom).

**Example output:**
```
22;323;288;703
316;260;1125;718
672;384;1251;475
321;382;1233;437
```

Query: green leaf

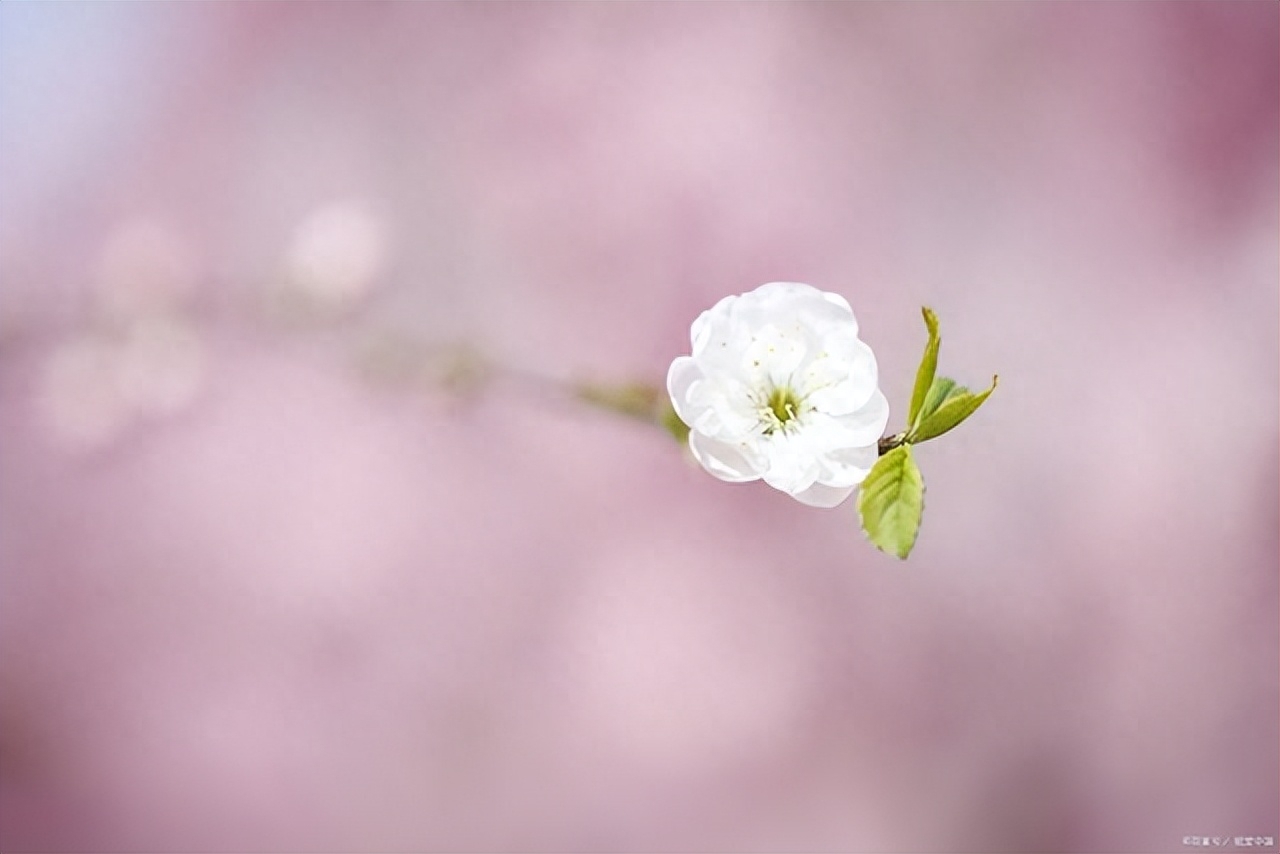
908;307;941;428
910;375;998;443
857;444;926;560
915;376;965;426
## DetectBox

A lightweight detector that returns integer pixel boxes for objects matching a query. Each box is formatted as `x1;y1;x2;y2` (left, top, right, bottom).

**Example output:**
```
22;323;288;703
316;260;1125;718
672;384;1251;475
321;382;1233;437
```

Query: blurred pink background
1;4;1276;852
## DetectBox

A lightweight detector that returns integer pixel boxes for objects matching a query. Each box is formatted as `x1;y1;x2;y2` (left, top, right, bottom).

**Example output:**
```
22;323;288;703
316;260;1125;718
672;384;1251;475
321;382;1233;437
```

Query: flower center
762;385;803;434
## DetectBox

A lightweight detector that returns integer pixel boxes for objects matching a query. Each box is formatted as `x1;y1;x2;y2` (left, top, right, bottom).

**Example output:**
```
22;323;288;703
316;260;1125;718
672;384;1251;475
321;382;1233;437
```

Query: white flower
39;317;205;453
282;201;389;310
667;282;889;508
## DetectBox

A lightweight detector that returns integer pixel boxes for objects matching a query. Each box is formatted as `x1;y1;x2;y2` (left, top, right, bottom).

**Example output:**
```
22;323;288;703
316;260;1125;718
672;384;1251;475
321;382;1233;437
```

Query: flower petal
802;338;879;415
689;431;762;483
687;373;760;439
808;388;890;448
690;294;737;358
752;281;824;303
817;443;878;488
822;290;854;317
742;323;807;388
666;356;705;426
760;432;822;495
738;282;826;331
743;283;859;340
791;481;857;508
801;292;860;339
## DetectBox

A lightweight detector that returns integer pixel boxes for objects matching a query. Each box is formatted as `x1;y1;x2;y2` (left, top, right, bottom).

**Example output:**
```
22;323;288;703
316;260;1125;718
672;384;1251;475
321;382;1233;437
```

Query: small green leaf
857;444;925;560
910;375;998;443
915;376;965;426
908;307;941;428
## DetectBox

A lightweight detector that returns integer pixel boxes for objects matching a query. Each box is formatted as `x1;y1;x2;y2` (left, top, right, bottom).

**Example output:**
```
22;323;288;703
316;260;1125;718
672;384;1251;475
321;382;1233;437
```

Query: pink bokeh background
1;4;1276;851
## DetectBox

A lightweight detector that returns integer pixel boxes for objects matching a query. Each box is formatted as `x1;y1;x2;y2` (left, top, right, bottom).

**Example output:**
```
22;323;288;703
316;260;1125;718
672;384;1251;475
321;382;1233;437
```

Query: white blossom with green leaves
667;285;996;559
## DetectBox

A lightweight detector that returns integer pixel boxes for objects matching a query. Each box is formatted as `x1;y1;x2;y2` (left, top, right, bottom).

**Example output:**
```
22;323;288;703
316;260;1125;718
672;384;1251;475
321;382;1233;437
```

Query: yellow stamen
764;386;802;433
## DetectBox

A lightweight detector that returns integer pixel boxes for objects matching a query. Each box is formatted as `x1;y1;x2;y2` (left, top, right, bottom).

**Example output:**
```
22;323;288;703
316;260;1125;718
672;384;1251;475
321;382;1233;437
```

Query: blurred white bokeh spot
39;336;132;451
38;316;205;451
281;201;389;312
115;316;205;417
